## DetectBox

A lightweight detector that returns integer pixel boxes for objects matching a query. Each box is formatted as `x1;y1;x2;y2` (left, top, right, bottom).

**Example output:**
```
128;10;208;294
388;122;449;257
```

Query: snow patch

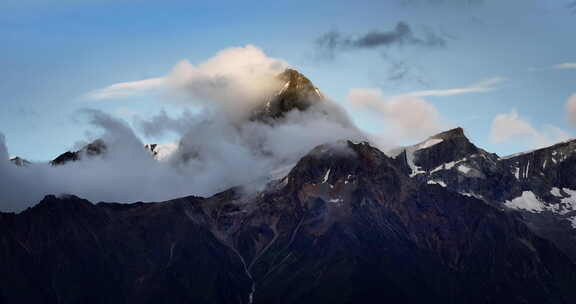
276;81;290;96
322;169;331;183
457;165;471;174
153;142;179;161
427;180;447;187
505;191;544;212
429;158;467;174
460;192;483;199
504;190;576;214
405;147;425;177
417;138;443;150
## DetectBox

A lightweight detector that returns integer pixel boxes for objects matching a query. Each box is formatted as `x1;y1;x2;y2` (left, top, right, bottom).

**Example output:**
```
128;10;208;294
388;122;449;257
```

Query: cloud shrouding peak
1;45;367;212
347;88;445;140
85;45;289;120
490;109;571;149
315;22;446;60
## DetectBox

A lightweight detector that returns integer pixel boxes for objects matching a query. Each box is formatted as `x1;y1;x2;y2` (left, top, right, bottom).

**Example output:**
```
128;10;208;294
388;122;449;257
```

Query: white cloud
85;78;165;100
553;63;576;70
398;77;506;98
490;109;571;149
490;109;536;144
85;45;289;120
565;93;576;125
348;88;445;140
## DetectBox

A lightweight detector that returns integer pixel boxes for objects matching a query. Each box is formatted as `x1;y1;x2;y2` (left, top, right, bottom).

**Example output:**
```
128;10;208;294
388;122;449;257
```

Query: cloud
0;102;363;212
399;77;505;98
400;0;485;6
347;88;445;140
565;93;576;124
490;109;536;144
136;109;197;138
490;109;571;149
569;1;576;12
315;22;446;60
85;78;165;100
85;45;289;121
554;63;576;70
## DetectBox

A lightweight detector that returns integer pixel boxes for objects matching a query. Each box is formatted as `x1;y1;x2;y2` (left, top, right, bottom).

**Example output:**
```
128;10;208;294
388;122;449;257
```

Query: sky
1;0;576;161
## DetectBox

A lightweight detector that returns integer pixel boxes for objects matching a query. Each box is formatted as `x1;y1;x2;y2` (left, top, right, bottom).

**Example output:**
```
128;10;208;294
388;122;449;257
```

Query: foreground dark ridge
2;140;576;304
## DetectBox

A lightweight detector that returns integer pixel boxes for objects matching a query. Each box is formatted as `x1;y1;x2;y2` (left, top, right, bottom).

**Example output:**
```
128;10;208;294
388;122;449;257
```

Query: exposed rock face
50;139;107;166
250;69;324;122
9;156;31;167
393;128;576;263
2;141;576;304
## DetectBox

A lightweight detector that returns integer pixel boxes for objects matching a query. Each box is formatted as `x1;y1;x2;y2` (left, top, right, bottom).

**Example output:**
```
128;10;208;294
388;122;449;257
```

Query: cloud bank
347;88;445;141
0;106;363;212
490;109;571;150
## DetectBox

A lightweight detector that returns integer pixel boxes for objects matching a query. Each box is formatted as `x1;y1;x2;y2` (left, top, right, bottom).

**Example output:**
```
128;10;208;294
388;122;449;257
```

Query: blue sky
1;0;575;160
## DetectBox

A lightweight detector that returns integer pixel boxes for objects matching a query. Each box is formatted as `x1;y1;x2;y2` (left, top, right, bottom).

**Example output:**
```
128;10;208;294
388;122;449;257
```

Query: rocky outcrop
250;69;324;122
50;139;107;166
9;156;31;167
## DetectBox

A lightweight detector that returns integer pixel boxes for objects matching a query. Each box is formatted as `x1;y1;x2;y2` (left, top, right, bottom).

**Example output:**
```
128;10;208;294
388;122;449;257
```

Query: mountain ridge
2;139;576;303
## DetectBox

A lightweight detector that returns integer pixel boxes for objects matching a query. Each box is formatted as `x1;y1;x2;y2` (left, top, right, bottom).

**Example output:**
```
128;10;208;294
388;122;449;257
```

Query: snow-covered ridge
417;138;443;150
501;138;576;160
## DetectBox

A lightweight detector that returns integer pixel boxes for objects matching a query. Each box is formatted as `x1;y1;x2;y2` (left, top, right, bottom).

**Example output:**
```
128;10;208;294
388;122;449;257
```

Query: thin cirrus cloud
553;63;576;70
85;77;166;100
397;77;506;98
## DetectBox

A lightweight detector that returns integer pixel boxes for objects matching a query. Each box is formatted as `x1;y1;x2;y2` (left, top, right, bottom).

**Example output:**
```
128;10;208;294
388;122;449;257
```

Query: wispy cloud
397;77;506;98
315;22;446;60
553;62;576;70
85;78;166;100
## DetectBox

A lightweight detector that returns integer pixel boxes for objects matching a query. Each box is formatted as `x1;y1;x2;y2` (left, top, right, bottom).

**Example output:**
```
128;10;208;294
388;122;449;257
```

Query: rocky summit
250;68;324;122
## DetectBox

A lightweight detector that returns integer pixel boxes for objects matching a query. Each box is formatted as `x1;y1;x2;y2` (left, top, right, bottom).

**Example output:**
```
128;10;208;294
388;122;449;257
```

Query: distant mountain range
2;69;576;303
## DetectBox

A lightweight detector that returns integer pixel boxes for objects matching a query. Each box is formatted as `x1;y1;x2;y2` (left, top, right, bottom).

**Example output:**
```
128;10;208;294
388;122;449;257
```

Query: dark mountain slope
2;141;576;303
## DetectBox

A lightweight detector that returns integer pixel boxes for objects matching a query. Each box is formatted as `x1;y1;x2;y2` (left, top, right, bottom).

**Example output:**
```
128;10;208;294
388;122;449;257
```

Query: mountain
9;156;31;167
394;128;576;262
250;68;324;122
50;141;177;166
49;69;326;166
2;140;576;304
50;139;107;166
